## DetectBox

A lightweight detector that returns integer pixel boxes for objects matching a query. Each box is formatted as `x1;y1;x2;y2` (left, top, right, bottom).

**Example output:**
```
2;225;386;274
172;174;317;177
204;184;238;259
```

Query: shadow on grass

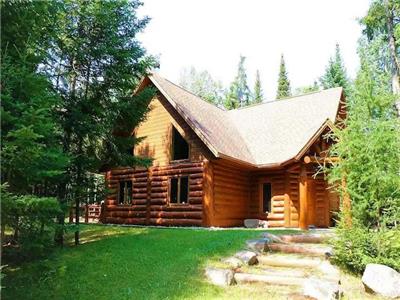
3;226;297;300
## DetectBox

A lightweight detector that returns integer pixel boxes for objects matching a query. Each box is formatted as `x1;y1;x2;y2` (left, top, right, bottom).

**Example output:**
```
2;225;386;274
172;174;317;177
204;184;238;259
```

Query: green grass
2;225;296;300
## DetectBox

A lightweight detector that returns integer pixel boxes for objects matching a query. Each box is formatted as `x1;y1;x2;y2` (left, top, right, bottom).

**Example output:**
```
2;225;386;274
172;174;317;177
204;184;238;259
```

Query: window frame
168;175;190;206
170;125;190;163
117;180;133;206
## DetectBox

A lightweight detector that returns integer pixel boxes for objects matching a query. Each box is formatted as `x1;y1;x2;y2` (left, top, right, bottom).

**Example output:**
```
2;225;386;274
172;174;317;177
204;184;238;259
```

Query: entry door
262;183;272;214
306;179;316;227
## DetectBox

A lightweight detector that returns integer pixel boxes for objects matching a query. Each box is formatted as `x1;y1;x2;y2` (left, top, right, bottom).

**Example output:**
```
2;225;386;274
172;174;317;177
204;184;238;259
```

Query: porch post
299;164;308;230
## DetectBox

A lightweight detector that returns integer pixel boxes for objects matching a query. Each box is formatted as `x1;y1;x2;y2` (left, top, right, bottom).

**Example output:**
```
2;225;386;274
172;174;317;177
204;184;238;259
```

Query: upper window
170;176;189;205
172;126;189;161
118;180;132;205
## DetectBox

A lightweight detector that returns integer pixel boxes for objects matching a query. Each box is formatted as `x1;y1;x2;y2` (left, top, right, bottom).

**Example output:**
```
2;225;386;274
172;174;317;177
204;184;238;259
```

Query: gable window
169;176;189;204
118;180;132;205
262;183;272;213
172;126;189;161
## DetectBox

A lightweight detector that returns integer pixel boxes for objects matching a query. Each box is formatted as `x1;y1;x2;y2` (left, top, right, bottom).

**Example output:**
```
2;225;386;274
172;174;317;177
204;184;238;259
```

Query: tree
44;0;158;245
325;41;400;272
1;1;68;195
294;81;320;96
276;54;291;99
319;44;351;94
224;55;251;109
253;70;263;103
178;66;224;105
361;0;400;94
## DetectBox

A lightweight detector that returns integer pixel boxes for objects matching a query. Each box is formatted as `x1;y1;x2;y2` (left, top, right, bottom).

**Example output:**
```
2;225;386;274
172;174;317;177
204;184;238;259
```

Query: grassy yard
2;225;296;300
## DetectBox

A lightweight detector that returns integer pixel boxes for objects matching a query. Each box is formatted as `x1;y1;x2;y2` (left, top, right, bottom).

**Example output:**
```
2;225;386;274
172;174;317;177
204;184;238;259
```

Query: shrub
1;184;61;260
332;218;400;273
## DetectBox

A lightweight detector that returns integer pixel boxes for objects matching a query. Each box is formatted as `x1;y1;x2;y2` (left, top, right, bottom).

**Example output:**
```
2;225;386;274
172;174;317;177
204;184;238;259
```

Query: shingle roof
146;73;343;167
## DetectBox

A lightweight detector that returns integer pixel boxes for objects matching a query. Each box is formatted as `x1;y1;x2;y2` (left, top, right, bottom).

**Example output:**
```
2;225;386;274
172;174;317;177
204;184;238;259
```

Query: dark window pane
172;127;189;160
262;183;272;213
180;177;188;204
118;181;125;204
170;178;178;203
126;181;132;203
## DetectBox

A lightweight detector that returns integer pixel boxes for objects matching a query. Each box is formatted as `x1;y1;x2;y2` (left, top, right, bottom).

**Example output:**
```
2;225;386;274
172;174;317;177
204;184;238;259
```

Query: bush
1;184;61;260
332;218;400;273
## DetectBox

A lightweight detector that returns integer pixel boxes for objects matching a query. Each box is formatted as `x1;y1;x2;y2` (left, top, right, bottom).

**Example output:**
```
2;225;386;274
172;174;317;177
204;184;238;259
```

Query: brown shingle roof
146;73;343;167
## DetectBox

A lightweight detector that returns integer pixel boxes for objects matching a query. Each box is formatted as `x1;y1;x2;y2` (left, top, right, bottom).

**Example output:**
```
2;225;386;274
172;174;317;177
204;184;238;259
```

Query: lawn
2;225;296;300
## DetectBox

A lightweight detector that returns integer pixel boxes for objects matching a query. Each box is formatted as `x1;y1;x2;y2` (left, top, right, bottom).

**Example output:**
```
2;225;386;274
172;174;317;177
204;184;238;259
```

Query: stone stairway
205;231;342;300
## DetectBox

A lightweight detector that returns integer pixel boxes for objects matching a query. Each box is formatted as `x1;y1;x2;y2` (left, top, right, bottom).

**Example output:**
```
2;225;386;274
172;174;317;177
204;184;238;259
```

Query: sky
138;0;371;100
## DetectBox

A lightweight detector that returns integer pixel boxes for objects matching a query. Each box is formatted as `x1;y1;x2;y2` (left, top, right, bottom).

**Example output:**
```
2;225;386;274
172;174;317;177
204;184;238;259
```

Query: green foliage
276;54;291;99
253;70;263;103
179;66;224;106
1;1;69;194
319;44;351;95
294;81;320;96
1;184;61;259
332;219;400;273
326;39;400;273
225;55;251;109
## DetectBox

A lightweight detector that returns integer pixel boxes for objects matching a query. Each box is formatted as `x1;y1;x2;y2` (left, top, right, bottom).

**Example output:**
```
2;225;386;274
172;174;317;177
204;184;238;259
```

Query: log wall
104;162;204;226
210;160;251;227
134;95;211;166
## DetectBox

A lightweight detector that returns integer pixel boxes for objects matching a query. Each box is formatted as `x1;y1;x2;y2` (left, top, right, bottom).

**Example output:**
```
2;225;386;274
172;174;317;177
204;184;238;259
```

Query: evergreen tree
179;66;224;105
44;0;158;245
1;1;68;195
276;54;291;99
224;55;251;109
319;44;350;94
253;70;263;103
294;81;320;96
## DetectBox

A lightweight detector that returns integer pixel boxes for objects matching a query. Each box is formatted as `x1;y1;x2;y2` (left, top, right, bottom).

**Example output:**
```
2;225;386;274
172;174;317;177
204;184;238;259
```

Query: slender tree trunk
385;0;400;95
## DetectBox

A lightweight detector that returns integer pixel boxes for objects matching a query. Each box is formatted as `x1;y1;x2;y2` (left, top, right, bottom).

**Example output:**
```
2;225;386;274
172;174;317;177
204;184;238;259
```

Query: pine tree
224;55;251;109
320;44;350;94
45;0;158;245
276;54;291;99
253;70;263;103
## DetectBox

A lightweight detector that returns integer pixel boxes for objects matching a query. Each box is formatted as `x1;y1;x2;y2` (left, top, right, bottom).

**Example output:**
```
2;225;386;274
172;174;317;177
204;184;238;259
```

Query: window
172;126;189;160
262;183;272;213
118;180;132;205
169;176;189;204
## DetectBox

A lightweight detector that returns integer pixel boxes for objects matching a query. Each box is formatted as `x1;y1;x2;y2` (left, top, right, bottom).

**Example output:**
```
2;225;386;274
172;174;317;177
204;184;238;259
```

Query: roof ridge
152;73;226;112
229;87;343;112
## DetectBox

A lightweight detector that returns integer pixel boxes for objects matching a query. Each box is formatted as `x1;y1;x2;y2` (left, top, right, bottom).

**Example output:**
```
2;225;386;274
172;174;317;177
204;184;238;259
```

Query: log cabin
103;73;346;229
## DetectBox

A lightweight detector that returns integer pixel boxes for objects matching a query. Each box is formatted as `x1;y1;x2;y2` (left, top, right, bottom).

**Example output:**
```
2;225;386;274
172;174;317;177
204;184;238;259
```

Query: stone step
267;243;333;258
279;233;333;244
258;254;323;268
234;272;307;286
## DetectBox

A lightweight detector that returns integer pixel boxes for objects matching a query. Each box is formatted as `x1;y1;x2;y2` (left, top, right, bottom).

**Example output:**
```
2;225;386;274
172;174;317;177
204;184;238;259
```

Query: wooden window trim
169;124;191;163
168;175;190;206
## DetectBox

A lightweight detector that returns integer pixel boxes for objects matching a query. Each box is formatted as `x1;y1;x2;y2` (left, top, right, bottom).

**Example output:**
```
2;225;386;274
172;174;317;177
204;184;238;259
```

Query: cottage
103;73;346;229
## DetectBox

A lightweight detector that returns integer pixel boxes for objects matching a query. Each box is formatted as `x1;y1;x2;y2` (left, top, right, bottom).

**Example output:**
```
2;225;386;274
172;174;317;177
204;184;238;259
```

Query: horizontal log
110;168;135;175
151;167;203;177
132;188;147;193
150;162;203;171
189;173;203;179
189;197;202;205
149;218;202;226
151;186;168;193
150;198;167;205
271;195;285;201
189;179;203;185
150;205;202;211
108;211;146;218
105;217;147;225
150;211;202;219
105;205;147;211
151;176;168;182
273;207;285;213
267;243;332;257
189;191;203;197
267;220;285;227
151;192;167;198
133;193;147;199
267;213;284;220
257;255;322;268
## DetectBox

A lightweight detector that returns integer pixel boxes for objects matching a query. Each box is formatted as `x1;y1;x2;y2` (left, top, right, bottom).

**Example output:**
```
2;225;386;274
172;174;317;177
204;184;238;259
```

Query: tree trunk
385;0;400;96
